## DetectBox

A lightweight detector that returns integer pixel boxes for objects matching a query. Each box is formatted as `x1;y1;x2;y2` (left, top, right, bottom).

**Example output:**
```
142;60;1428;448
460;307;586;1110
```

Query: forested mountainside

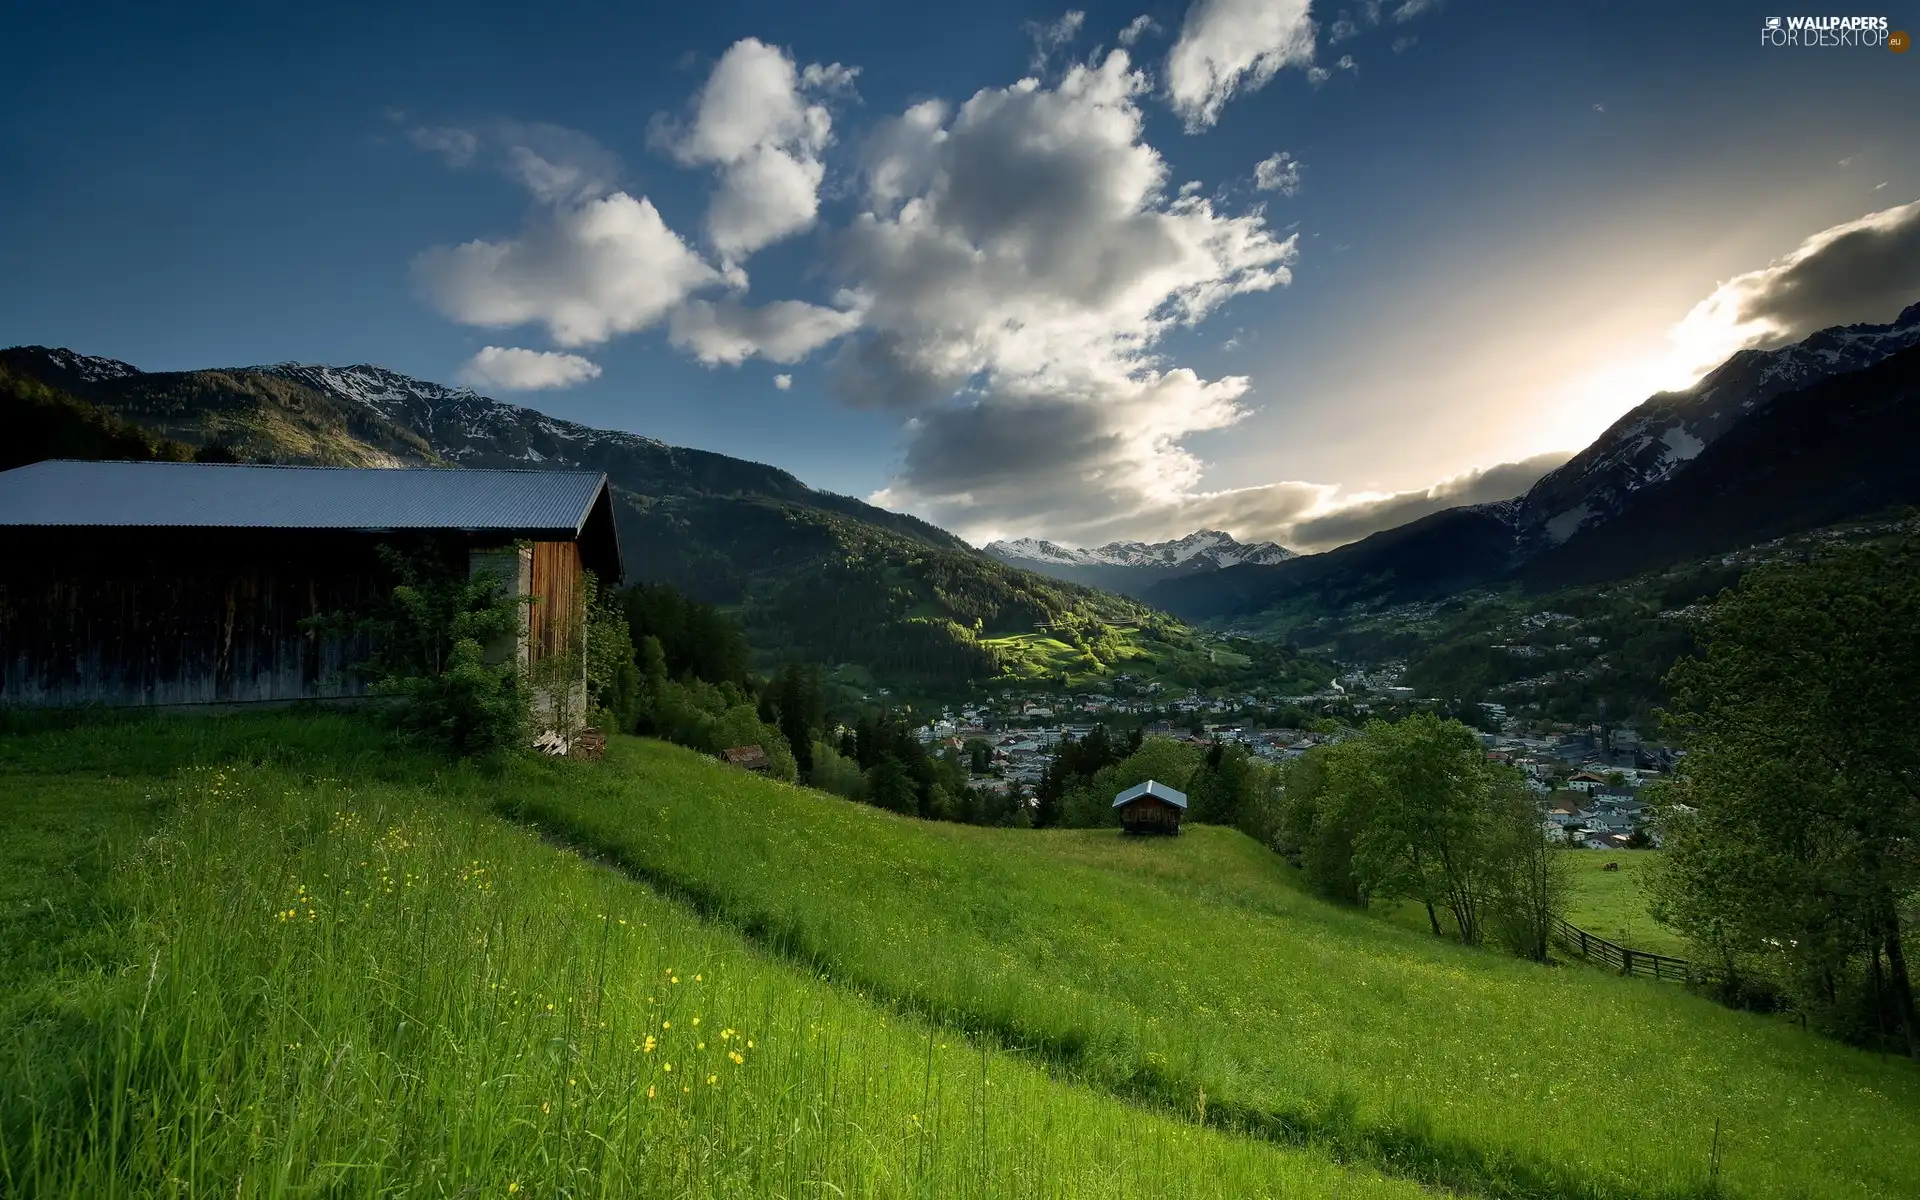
0;347;1162;690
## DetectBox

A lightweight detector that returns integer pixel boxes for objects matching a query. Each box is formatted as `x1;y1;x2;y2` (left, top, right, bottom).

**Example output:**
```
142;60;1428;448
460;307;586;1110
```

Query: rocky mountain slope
0;347;1161;690
1511;300;1920;551
985;529;1295;598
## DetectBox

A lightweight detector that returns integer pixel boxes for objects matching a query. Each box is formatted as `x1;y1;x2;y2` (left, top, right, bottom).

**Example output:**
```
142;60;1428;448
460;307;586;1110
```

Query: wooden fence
1551;917;1693;982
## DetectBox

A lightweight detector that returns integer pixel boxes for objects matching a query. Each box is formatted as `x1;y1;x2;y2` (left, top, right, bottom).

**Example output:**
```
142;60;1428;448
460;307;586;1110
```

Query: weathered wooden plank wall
0;531;387;707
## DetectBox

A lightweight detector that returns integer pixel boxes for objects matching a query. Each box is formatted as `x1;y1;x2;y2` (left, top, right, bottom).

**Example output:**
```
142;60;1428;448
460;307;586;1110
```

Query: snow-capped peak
23;346;143;384
986;529;1297;570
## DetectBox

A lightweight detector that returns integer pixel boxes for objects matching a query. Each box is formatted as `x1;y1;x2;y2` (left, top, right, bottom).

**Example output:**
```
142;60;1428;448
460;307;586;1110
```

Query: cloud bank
1671;198;1920;362
838;50;1296;541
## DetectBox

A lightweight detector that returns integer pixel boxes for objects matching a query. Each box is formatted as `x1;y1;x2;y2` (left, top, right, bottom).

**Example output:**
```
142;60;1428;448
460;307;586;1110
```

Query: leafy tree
1652;524;1920;1054
1034;725;1125;827
584;578;641;732
965;737;994;775
1339;714;1496;942
1279;746;1367;905
1483;770;1568;961
808;739;867;802
865;756;919;815
1282;714;1557;956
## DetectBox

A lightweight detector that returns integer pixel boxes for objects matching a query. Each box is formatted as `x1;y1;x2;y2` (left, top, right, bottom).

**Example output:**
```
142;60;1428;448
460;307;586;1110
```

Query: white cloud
1026;9;1087;69
1392;0;1436;22
773;373;793;390
835;49;1295;542
406;123;479;166
408;119;726;348
668;297;866;365
457;346;603;391
1666;198;1920;376
414;191;721;347
1165;0;1315;131
1253;151;1302;195
400;118;621;203
658;38;856;261
1117;14;1158;45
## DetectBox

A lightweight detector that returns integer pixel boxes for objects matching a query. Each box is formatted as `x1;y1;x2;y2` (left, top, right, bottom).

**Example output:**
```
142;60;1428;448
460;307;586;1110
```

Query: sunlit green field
5;714;1918;1200
1559;848;1691;958
0;714;1428;1198
516;737;1920;1200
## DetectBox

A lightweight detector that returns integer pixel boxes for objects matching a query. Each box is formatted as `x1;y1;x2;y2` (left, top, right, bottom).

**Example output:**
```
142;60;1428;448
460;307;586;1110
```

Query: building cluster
1481;727;1672;850
905;676;1674;849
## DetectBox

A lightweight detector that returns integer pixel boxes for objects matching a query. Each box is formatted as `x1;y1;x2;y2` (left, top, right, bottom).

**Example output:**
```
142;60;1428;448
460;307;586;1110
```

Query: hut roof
0;460;622;580
1112;779;1188;809
721;745;771;770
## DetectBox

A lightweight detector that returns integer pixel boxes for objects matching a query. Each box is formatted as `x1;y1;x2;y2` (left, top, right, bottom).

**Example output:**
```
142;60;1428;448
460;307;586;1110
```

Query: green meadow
5;714;1918;1199
515;737;1920;1200
1559;849;1692;959
0;714;1434;1199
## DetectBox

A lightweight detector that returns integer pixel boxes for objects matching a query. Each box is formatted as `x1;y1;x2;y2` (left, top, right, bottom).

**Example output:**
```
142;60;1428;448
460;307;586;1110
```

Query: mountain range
1146;299;1920;622
8;293;1919;679
984;530;1296;597
0;347;1162;691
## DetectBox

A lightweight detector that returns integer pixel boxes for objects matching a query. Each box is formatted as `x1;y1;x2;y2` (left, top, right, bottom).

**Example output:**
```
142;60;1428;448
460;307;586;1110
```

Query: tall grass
0;718;1425;1199
508;736;1920;1200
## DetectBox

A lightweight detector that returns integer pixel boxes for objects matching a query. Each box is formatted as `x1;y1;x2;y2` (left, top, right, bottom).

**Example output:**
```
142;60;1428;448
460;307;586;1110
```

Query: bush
339;543;532;760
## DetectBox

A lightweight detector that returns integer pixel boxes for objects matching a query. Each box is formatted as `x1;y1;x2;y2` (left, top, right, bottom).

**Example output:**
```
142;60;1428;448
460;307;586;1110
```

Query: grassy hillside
0;714;1426;1198
8;714;1919;1196
515;738;1920;1200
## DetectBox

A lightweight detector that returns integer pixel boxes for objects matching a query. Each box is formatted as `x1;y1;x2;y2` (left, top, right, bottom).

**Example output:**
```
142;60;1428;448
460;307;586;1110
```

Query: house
1113;779;1187;836
1564;771;1610;793
1545;802;1584;829
721;745;771;773
0;460;620;708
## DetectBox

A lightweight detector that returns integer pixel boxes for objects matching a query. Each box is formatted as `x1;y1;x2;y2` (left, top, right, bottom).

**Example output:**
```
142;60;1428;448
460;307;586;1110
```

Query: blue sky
3;0;1917;549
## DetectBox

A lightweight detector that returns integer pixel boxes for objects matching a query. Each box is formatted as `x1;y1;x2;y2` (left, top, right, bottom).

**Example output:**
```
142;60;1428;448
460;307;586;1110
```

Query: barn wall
528;540;583;665
0;531;388;708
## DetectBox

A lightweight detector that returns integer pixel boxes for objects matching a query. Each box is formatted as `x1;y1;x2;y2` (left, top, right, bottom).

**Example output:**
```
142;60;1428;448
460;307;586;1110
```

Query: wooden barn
1113;779;1187;835
0;460;622;708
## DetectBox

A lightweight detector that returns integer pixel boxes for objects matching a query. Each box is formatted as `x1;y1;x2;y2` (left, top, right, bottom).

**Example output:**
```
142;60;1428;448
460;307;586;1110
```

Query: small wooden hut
722;745;771;773
1113;779;1187;835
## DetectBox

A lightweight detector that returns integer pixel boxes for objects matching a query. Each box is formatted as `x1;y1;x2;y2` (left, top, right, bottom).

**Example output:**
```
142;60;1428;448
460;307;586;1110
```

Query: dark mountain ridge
1146;300;1920;622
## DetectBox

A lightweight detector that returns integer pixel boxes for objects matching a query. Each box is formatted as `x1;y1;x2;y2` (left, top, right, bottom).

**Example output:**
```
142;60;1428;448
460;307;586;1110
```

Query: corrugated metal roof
1113;779;1188;809
0;460;609;536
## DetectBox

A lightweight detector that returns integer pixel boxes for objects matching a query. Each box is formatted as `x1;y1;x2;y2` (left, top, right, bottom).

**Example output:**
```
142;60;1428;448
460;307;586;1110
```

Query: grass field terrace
4;712;1918;1199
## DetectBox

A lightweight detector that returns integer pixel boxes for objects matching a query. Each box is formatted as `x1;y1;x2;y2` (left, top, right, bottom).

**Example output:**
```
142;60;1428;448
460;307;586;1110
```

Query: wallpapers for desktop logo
1759;14;1903;47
